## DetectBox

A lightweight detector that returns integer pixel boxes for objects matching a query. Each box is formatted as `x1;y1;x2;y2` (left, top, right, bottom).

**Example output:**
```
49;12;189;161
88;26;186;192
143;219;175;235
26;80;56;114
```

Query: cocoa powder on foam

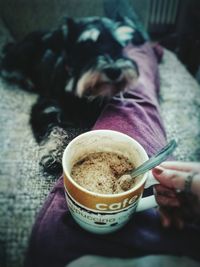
71;152;135;194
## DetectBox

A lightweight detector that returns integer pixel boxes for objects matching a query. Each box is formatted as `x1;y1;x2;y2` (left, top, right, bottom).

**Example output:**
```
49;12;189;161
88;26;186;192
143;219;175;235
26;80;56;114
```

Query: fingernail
153;166;164;175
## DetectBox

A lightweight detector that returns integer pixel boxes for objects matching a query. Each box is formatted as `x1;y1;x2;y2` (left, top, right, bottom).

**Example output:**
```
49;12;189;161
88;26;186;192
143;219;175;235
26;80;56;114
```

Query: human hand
152;161;200;229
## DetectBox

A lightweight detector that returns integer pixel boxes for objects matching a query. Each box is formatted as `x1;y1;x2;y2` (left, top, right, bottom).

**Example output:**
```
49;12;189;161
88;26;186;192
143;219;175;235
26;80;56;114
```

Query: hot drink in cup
62;130;157;234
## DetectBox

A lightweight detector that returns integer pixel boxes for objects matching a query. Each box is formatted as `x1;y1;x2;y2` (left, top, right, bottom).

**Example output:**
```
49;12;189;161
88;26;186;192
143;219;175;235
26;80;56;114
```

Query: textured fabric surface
0;20;200;267
159;50;200;161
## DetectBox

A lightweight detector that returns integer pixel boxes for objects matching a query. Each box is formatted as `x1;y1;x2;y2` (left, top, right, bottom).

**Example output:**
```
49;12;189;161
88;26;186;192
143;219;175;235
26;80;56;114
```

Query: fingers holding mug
152;166;200;197
153;184;181;207
152;163;200;228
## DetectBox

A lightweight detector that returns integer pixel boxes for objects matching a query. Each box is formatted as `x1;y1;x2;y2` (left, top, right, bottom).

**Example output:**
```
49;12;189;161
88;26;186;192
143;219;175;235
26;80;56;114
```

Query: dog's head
59;17;141;100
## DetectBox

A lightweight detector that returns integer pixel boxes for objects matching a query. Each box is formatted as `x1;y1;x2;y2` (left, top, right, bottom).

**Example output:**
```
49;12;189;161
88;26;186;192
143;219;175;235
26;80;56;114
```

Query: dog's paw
1;69;35;91
40;151;63;175
39;126;69;176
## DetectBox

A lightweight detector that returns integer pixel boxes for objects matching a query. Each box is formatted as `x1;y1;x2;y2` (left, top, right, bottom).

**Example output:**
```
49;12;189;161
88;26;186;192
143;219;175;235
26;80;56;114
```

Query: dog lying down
1;16;146;175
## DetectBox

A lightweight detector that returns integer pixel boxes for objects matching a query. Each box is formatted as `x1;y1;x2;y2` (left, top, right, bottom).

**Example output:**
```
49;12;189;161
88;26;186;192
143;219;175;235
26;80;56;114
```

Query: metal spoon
117;140;177;191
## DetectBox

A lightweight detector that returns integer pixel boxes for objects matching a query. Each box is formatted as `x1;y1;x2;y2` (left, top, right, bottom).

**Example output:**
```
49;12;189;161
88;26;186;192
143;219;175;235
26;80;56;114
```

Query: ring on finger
175;172;198;193
184;172;198;193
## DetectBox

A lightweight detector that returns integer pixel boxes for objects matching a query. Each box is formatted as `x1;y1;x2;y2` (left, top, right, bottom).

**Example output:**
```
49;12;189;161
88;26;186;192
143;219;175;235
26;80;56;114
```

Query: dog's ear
113;16;147;46
114;19;135;46
62;17;74;38
61;17;79;43
41;17;78;52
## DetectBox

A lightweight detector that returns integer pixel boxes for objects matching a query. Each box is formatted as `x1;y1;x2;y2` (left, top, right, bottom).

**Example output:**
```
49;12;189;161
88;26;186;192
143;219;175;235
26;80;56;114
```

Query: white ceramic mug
62;130;157;234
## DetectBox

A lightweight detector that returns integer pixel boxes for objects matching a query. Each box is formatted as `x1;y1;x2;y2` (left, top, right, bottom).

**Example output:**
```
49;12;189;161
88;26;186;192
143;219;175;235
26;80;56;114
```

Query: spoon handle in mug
129;140;177;179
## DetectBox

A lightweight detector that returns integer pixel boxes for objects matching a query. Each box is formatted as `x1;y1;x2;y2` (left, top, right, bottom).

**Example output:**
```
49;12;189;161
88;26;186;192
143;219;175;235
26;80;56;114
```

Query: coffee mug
62;130;157;234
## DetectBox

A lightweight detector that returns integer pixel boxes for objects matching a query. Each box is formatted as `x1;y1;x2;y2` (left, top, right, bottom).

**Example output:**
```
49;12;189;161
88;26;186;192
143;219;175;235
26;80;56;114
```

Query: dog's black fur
1;5;147;175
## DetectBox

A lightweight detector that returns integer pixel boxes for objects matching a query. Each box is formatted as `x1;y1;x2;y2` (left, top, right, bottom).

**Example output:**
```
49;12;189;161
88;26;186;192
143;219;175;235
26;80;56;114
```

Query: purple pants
24;43;200;267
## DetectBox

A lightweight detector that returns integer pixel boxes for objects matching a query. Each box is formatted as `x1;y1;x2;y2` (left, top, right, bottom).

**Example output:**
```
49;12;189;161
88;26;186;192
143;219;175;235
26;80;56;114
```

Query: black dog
1;14;146;175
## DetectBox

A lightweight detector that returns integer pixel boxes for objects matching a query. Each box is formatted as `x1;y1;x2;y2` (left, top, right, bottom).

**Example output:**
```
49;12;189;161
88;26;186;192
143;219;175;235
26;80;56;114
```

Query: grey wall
0;0;149;40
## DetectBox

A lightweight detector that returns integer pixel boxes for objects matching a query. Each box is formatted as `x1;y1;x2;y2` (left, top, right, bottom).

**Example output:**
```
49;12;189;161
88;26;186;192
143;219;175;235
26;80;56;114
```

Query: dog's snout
104;67;122;81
